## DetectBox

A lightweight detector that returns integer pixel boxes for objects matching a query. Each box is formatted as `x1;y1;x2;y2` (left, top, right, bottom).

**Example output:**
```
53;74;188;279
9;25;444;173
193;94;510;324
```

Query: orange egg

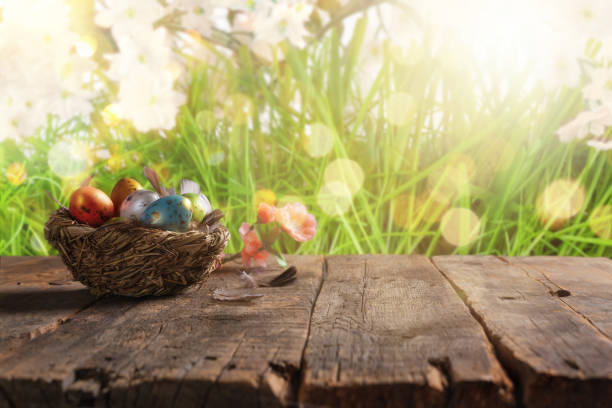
110;177;143;216
69;186;115;227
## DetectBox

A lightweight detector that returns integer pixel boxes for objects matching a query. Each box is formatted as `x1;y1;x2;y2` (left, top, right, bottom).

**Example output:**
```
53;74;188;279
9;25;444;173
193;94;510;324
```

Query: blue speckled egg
139;195;193;232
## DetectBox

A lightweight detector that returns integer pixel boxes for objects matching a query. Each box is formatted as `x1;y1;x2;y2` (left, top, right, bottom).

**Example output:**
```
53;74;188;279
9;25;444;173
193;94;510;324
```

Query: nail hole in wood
564;359;580;370
553;289;571;297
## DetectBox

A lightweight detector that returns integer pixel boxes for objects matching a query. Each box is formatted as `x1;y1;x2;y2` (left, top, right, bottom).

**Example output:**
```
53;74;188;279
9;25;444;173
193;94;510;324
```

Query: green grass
1;22;611;257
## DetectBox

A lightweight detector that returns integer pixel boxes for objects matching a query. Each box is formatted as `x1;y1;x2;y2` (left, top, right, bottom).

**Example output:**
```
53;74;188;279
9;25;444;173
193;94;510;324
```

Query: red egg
69;186;115;227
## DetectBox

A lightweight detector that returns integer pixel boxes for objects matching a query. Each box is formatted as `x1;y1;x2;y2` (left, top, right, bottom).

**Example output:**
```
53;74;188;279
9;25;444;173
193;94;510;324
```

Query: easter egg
139;195;193;232
110;177;143;216
69;186;114;227
119;190;159;221
182;193;212;223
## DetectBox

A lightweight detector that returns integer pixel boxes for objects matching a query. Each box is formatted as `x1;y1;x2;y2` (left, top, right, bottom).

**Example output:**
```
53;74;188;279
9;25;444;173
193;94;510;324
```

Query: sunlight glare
387;92;415;127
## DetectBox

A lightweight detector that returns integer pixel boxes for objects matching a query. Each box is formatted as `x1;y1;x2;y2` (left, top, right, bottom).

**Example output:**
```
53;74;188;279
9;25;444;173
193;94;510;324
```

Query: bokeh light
106;154;126;172
165;60;184;81
303;123;334;158
392;194;420;230
427;155;476;202
324;158;364;194
440;207;481;247
196;109;217;132
224;93;254;125
393;191;449;230
208;150;225;166
6;162;26;186
386;92;416;127
589;205;612;239
101;104;122;126
75;35;97;58
48;140;90;178
317;181;353;216
254;188;277;208
536;179;586;230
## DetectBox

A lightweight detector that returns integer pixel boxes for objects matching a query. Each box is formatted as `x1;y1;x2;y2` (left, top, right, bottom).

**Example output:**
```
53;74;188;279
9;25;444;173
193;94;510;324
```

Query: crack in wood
505;258;612;344
3;256;610;407
290;256;327;406
430;258;524;408
201;331;246;408
360;259;367;322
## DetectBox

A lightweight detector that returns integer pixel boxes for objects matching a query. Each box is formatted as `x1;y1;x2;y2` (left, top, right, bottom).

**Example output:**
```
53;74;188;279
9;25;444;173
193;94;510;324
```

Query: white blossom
95;0;167;37
105;27;176;81
253;2;314;48
556;104;612;147
583;67;612;107
174;0;216;37
586;138;612;151
96;3;186;132
115;70;186;132
0;0;95;141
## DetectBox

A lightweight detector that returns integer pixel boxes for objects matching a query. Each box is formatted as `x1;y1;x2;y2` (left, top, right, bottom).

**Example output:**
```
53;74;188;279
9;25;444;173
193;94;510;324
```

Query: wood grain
433;255;612;408
0;256;97;359
299;255;513;408
1;256;76;286
504;256;612;339
0;255;324;408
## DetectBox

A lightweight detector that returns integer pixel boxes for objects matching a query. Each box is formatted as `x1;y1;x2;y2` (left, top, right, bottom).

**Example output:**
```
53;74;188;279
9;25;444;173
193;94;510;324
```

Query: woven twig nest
44;207;230;297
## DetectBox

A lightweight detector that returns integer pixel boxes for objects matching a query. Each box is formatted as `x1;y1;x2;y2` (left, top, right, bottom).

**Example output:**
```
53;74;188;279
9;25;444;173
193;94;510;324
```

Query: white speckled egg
119;190;159;221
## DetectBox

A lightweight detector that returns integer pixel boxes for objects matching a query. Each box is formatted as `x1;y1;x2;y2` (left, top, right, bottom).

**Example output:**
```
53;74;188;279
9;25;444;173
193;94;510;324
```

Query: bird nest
44;207;230;297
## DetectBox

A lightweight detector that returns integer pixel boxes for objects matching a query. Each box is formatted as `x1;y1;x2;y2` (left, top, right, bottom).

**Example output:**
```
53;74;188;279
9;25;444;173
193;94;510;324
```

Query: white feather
180;179;201;195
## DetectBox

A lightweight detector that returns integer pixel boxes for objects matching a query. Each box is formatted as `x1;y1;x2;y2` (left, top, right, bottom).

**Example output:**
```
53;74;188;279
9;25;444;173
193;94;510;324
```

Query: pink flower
277;202;317;242
257;202;278;223
239;222;269;267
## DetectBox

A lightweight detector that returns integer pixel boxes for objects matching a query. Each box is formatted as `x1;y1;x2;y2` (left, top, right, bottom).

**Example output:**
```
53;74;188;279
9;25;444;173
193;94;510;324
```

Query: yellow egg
110;177;143;216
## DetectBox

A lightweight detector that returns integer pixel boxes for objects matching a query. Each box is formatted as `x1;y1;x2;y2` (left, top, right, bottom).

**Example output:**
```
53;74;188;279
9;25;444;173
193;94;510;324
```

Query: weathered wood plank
0;257;96;359
299;255;513;408
1;256;76;286
504;256;612;339
433;255;612;408
0;255;324;408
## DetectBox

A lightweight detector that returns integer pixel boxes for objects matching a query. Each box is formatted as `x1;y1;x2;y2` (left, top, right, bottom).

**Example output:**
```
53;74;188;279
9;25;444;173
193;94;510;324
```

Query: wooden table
1;255;611;408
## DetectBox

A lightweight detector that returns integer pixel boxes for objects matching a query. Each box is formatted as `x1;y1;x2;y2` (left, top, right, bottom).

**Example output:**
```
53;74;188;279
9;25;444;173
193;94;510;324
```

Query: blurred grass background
1;19;611;257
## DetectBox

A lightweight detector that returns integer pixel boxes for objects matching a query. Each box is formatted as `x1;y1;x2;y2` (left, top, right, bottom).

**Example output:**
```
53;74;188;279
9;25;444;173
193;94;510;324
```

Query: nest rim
44;207;230;297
